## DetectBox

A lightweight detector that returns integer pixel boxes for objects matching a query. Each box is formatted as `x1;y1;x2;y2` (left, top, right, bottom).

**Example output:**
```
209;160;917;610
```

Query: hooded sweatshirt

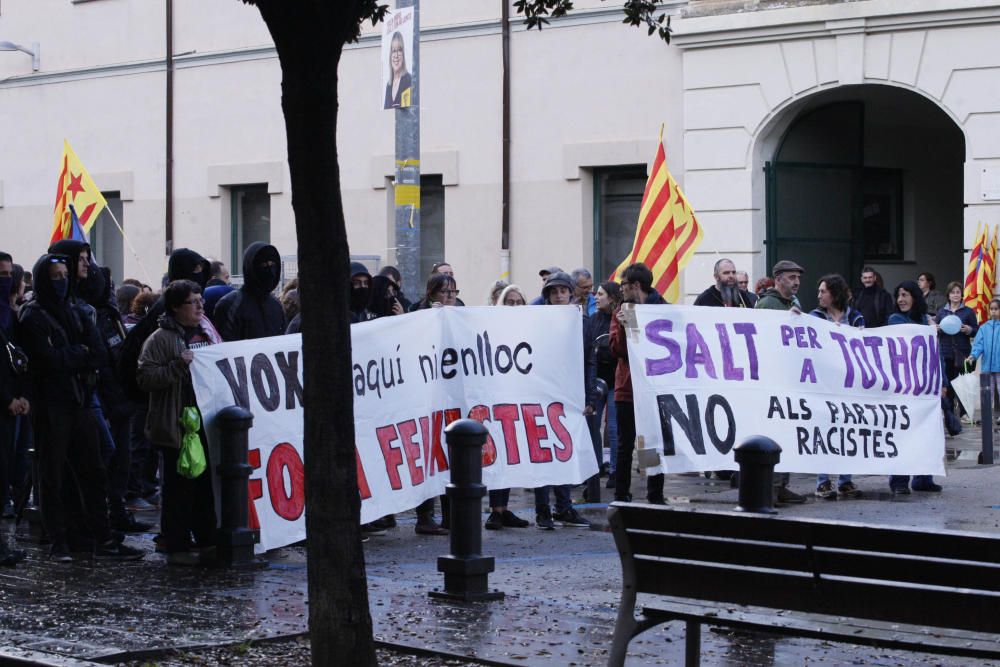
18;253;105;407
116;248;214;401
213;242;286;341
754;287;799;311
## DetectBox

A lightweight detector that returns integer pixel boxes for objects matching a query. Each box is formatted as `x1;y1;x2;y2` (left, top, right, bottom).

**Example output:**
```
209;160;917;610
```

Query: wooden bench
608;502;1000;667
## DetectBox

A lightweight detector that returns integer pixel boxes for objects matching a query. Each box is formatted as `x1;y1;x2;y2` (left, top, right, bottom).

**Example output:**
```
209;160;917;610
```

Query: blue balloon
940;314;962;335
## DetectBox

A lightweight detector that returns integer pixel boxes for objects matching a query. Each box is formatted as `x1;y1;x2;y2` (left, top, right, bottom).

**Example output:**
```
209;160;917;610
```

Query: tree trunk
252;3;376;665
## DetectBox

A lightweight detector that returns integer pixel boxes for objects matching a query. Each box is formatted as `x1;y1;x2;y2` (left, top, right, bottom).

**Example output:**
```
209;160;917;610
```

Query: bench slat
627;530;1000;592
634;556;1000;635
613;503;1000;563
640;598;1000;660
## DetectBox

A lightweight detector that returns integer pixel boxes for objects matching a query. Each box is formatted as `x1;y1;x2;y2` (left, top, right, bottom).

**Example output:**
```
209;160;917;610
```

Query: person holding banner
888;281;942;495
755;260;808;505
137;279;222;565
809;274;865;500
694;258;757;309
591;282;622;488
611;263;667;505
533;272;595;528
484;284;532;531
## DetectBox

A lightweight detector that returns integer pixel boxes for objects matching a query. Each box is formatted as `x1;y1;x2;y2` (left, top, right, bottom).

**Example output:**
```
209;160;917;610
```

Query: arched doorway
764;86;965;311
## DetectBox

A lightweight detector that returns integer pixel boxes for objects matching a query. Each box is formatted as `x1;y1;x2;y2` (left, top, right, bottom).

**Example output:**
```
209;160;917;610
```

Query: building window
594;166;647;281
419;175;445;280
230;184;270;273
89;192;124;285
863;168;904;261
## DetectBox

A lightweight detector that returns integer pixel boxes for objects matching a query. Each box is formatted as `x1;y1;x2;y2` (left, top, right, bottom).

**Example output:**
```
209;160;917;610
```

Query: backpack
116;303;161;402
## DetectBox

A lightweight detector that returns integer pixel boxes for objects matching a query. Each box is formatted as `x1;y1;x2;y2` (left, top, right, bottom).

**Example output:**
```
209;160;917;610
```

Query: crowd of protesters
0;235;973;567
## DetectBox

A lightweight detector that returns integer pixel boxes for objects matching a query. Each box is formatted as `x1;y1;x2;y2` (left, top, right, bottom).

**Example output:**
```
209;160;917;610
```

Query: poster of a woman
381;9;414;110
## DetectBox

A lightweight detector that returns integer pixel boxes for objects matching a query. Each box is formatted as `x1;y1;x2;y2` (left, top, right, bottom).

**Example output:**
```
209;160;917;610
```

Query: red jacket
610;290;666;403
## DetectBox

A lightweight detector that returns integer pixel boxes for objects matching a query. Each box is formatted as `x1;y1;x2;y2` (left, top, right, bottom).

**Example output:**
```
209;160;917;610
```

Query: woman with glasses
137;280;222;565
383;31;412;109
409;273;459;312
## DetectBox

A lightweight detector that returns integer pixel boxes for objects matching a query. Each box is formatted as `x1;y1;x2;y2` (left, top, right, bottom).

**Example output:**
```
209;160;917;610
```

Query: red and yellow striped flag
610;133;702;302
963;223;995;322
50;140;107;245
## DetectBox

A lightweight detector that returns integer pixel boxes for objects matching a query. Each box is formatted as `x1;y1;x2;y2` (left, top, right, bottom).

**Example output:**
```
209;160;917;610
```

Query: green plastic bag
177;406;207;479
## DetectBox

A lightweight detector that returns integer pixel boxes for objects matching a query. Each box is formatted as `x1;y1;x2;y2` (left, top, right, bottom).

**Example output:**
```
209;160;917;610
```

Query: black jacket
854;285;894;328
0;321;28;411
117;248;211;401
588;309;616;388
88;267;131;420
693;285;758;308
213;242;285;341
18;254;106;408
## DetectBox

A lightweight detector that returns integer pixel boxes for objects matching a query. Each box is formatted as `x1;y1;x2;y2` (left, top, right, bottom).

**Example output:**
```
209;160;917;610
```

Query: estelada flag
50;140;107;245
610;131;703;303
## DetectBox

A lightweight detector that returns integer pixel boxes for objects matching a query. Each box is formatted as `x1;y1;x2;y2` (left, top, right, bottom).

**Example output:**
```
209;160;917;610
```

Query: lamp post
0;41;39;71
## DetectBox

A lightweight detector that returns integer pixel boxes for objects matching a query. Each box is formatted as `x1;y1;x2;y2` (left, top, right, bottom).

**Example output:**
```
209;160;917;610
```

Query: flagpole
103;207;153;285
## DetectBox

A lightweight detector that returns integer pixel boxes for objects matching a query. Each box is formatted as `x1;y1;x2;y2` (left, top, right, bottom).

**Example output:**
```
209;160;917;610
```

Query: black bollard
215;405;263;568
733;436;781;514
429;419;504;602
980;373;995;465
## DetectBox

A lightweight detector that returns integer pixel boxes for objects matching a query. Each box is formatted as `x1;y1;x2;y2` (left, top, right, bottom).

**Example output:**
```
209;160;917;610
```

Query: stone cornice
673;0;1000;48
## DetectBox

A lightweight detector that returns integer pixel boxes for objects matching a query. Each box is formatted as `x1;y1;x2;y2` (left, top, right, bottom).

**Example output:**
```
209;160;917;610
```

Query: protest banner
191;306;598;552
626;305;945;476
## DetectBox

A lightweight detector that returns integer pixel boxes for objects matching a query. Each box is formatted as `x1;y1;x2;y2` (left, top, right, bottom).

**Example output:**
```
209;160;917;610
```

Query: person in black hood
0;251;28;565
213;242;286;341
348;261;376;324
18;253;143;562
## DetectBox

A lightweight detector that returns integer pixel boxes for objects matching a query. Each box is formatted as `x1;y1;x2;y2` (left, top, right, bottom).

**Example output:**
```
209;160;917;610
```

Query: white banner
627;305;945;476
191;306;598;552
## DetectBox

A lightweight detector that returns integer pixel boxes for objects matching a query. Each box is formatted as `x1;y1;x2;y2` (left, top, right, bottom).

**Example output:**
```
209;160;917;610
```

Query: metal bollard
429;419;504;602
980;373;995;465
733;436;781;514
215;405;263;568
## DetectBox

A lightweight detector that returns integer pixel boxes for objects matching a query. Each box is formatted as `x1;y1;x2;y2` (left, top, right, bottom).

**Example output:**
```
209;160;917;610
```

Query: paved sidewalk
1;427;997;665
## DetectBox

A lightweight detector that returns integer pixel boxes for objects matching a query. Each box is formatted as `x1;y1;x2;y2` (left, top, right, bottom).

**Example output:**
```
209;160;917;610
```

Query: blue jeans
593;387;618;471
89;393;116;467
534;485;572;514
816;474;852;488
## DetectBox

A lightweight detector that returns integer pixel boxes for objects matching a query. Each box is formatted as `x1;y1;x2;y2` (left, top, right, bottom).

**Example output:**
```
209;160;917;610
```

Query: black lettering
514;342;533;375
796;427;809;454
495;345;514;373
441;348;458;379
275;351;303;410
216;356;250;409
657;394;704;455
705;395;735;454
251;353;280;412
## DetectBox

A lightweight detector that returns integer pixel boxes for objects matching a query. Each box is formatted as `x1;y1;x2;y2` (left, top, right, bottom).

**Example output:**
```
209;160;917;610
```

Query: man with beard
854;266;894;328
19;253;143;562
694;258;757;308
610;262;666;505
213;242;286;341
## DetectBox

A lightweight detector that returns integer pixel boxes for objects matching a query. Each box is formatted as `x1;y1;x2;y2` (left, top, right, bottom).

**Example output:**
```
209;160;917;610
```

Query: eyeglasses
183;298;205;307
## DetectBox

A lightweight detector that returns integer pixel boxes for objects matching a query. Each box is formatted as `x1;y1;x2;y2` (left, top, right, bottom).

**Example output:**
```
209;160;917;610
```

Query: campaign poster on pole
381;7;415;110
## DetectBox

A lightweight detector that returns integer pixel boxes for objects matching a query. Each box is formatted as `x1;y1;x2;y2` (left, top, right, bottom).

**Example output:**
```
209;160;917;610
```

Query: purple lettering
799;358;816;383
715;324;743;381
927;335;941;395
863;337;890;390
910;336;928;395
644;319;682;376
887;337;911;394
685;324;717;379
849;339;877;389
780;325;794;346
733;323;760;380
829;332;855;388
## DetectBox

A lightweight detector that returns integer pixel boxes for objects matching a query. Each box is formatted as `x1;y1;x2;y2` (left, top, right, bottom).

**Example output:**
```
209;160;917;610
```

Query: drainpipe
501;0;511;274
165;0;175;255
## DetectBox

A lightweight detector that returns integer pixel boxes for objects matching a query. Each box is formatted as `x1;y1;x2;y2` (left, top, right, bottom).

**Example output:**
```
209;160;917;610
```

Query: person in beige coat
137;279;221;566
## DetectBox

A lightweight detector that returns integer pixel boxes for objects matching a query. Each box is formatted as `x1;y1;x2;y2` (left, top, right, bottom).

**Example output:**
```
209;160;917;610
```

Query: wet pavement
1;427;998;666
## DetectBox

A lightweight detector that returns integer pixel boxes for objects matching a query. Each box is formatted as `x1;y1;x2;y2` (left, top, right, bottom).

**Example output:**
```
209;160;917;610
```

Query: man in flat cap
755;260;804;312
753;259;807;504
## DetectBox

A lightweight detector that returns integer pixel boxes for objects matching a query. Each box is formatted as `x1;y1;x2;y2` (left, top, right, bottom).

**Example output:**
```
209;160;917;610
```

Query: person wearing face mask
347;262;377;324
18;254;143;562
213;243;286;341
0;252;28;565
